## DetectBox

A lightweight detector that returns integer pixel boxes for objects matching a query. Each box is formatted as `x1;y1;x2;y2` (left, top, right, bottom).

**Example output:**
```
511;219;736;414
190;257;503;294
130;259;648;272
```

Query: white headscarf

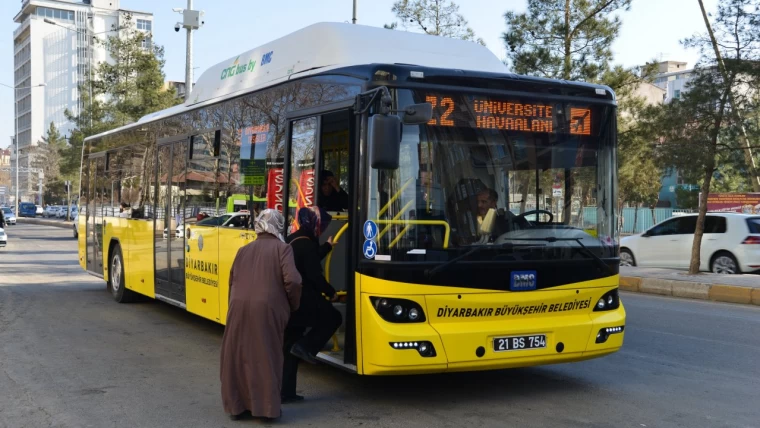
254;209;285;242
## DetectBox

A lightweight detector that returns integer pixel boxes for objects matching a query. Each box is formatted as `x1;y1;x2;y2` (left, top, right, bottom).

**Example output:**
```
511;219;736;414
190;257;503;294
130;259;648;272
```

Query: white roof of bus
90;22;507;140
183;22;507;108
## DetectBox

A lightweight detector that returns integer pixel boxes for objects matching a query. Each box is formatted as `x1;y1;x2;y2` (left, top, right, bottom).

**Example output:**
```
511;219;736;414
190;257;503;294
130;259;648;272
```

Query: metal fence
620;208;694;234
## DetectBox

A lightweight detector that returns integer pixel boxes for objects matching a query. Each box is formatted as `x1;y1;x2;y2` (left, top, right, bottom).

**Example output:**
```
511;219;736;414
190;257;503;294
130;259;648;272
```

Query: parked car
56;206;69;219
18;202;37;218
35;205;43;216
163;212;251;239
0;225;6;248
44;205;58;218
620;213;760;274
2;207;17;226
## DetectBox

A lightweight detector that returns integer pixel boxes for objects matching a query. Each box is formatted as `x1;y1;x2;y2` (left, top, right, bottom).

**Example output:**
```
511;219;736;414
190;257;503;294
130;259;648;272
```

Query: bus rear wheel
108;245;138;303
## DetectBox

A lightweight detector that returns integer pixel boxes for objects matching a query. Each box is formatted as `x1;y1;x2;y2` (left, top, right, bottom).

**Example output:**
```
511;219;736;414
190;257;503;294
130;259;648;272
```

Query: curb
17;217;74;230
621;276;758;306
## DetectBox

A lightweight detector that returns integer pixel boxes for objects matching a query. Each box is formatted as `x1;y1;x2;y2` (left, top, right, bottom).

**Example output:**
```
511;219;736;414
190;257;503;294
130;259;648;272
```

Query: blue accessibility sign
363;240;377;259
363;220;378;240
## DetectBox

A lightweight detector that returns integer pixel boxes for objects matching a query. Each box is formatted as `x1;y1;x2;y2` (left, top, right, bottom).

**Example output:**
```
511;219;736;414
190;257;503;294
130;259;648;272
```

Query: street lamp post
1;82;46;215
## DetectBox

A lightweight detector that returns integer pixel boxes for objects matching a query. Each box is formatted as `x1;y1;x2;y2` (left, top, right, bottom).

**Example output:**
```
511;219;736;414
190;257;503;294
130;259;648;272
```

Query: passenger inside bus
318;170;348;212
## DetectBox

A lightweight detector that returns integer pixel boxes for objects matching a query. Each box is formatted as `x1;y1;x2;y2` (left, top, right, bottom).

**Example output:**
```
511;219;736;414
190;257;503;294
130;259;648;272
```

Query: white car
163;212;251;239
2;207;16;225
620;213;760;274
44;206;58;217
0;226;6;248
36;205;43;216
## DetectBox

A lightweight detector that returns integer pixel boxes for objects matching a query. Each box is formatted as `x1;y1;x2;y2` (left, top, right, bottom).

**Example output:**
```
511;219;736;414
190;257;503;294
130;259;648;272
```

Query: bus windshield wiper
507;237;612;274
424;243;542;279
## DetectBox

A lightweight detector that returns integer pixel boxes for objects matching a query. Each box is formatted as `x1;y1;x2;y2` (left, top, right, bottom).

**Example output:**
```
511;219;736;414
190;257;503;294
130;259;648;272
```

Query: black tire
620;248;636;267
710;251;740;274
108;245;138;303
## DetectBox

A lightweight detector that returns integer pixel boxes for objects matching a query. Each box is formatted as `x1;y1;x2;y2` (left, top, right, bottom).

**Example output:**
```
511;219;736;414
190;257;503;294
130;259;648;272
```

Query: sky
0;0;719;149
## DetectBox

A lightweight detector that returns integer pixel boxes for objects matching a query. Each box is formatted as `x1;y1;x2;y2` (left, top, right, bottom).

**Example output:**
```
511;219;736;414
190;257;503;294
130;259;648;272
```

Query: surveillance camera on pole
173;1;205;102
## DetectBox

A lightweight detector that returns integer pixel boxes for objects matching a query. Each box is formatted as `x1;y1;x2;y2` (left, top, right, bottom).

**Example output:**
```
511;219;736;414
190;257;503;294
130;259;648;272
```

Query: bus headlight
593;289;620;312
370;297;426;323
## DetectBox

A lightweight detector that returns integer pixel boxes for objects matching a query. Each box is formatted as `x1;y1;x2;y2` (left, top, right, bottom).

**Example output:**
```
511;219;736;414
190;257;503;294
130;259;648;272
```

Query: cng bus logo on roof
220;56;256;81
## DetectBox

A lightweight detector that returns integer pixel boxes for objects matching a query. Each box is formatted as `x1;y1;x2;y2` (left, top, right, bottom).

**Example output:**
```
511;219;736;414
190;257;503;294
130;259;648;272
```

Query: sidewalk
620;266;760;306
17;217;74;229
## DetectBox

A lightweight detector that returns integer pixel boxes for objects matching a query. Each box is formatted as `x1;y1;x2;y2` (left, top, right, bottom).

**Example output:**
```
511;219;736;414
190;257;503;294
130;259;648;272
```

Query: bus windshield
366;88;618;262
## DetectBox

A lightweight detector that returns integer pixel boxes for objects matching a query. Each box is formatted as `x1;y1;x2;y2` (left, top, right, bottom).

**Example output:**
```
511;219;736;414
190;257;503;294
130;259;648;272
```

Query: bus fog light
596;298;606;310
389;341;436;357
607;295;613;305
408;308;419;320
596;326;624;343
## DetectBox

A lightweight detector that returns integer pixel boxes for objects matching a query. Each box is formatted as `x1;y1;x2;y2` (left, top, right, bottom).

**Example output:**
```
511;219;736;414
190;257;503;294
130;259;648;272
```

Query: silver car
2;207;16;225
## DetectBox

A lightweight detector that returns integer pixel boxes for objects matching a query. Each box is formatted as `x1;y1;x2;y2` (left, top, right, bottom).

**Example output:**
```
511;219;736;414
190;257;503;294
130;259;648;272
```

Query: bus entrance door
154;139;188;306
284;108;356;370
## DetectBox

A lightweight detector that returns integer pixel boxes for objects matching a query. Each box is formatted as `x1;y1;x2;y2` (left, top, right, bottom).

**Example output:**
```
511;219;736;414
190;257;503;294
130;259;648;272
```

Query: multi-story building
11;0;153;203
652;61;698;207
653;61;694;104
164;81;193;100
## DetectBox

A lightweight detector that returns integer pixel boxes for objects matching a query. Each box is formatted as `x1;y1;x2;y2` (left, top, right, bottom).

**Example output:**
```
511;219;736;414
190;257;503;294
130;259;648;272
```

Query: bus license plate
493;334;547;352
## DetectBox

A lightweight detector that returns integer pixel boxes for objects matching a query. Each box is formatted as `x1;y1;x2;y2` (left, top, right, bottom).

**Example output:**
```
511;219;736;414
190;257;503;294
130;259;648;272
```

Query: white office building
12;0;153;203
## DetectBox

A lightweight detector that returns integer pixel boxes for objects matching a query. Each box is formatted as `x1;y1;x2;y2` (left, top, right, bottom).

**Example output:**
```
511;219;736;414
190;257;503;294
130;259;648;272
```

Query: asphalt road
1;224;758;428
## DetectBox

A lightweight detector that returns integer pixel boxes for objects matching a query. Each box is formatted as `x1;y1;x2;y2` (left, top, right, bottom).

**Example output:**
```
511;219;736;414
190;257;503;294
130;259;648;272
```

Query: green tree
94;14;179;126
655;69;733;274
503;0;632;82
386;0;485;45
675;186;700;210
656;0;760;274
30;122;68;204
696;0;760;192
61;13;180;193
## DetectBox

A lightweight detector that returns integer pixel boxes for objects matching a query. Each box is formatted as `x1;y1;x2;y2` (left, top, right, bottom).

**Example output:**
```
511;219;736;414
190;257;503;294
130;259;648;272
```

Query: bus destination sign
424;94;592;136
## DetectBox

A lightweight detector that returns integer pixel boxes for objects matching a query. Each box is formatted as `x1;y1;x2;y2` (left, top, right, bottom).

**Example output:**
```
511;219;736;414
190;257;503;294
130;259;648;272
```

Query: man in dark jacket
282;207;342;403
0;208;5;228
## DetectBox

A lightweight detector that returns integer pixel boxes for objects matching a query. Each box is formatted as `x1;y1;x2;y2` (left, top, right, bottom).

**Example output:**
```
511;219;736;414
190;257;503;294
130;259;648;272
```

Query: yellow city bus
77;22;625;375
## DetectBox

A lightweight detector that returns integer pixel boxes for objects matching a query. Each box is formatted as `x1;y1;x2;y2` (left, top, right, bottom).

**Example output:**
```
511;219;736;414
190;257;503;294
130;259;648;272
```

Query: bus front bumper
360;291;625;376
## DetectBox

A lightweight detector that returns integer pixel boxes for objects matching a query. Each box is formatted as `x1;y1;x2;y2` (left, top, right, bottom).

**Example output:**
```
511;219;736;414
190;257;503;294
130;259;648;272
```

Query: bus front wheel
108;245;138;303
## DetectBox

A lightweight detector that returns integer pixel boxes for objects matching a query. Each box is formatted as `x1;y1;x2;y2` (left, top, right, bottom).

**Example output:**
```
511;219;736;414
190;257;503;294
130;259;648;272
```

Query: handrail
325;221;349;353
375;219;450;249
376;199;414;241
377;177;413;219
325;222;349;283
389;225;411;248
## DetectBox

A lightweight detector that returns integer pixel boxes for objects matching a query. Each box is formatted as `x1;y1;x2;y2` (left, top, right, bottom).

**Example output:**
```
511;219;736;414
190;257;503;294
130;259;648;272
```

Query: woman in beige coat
220;209;302;421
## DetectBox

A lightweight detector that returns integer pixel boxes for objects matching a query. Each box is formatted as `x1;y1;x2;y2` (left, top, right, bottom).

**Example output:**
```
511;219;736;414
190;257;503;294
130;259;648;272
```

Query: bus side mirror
369;114;402;170
401;103;433;125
